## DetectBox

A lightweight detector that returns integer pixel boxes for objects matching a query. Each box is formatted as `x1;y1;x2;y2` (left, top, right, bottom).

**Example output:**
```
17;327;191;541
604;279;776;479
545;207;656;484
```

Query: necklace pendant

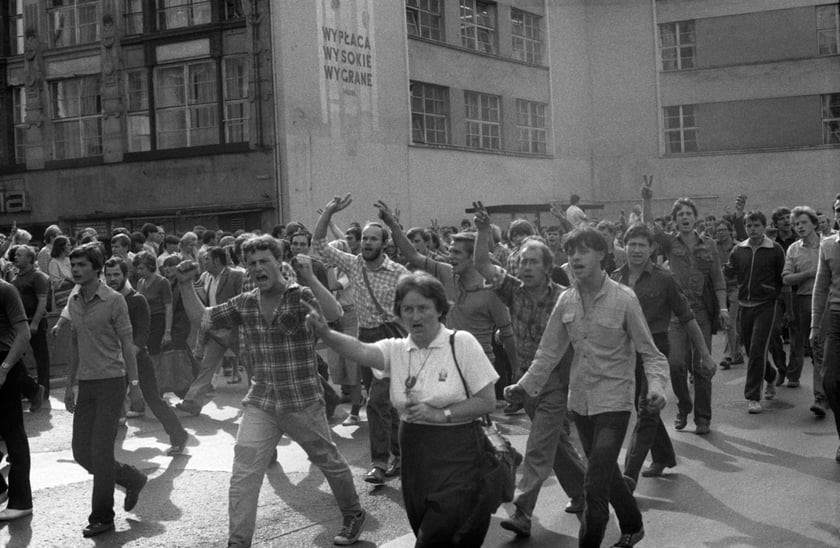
405;376;417;390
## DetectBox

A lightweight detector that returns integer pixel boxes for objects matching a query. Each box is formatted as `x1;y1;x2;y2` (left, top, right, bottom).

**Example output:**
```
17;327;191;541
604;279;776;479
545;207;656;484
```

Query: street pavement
2;335;839;547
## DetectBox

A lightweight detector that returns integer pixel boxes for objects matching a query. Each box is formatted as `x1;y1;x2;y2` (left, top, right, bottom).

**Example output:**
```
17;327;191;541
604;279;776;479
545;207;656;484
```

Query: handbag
153;348;195;395
361;267;407;338
448;331;522;509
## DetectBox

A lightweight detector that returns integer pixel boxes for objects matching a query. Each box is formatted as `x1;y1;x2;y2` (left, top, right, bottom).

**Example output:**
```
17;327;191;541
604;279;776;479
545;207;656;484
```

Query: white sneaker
764;382;776;400
747;400;762;414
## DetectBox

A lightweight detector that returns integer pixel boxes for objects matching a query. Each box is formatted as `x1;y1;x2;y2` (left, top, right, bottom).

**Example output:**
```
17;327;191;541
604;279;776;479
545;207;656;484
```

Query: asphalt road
2;335;839;548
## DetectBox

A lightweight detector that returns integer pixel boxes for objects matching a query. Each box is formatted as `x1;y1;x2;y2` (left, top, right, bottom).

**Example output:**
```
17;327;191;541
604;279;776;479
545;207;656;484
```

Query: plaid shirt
201;283;323;414
314;238;408;328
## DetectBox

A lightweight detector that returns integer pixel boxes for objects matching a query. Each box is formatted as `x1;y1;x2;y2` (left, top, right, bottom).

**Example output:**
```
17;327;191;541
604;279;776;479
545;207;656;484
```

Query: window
663;105;698;153
223;0;245;20
823;94;840;145
406;0;442;41
49;0;99;48
223;56;249;143
464;91;500;150
124;0;144;35
659;20;695;71
9;0;23;55
511;8;541;64
157;0;211;30
817;4;839;55
125;69;151;152
410;82;449;144
50;76;103;160
516;99;546;154
460;0;496;54
12;87;26;164
155;61;218;149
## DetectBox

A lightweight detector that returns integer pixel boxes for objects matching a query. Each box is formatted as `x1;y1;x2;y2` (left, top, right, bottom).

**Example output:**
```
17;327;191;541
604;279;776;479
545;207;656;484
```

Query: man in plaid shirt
314;194;409;485
176;234;366;547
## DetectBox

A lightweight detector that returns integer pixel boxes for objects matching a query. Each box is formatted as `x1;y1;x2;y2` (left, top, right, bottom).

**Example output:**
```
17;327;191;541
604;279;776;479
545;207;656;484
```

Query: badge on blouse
438;370;447;382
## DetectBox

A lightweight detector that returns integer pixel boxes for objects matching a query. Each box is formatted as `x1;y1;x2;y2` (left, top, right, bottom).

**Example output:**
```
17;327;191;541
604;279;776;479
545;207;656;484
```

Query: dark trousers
624;332;675;483
30;318;50;395
767;302;788;380
358;326;400;470
0;358;32;510
137;349;187;446
820;311;840;439
572;411;642;548
72;377;146;525
740;301;779;401
786;295;811;383
148;313;165;356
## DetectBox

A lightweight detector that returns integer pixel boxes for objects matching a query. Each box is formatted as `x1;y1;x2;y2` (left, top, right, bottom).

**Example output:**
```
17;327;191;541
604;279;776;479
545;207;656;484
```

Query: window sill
409;142;552;159
659;52;839;74
0;163;27;175
44;156;105;170
408;35;549;70
123;142;251;162
121;19;246;46
661;143;840;158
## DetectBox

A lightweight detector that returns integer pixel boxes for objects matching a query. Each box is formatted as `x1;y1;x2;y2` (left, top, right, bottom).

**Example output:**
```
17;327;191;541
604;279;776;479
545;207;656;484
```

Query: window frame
49;75;104;161
410;81;449;145
515;99;547;154
822;93;840;145
9;0;24;55
459;0;497;55
12;87;27;164
817;4;839;56
406;0;442;41
464;90;501;150
663;104;698;154
125;68;152;152
223;55;250;144
659;20;695;71
154;59;220;150
156;0;212;31
124;0;145;36
49;0;100;48
510;8;542;65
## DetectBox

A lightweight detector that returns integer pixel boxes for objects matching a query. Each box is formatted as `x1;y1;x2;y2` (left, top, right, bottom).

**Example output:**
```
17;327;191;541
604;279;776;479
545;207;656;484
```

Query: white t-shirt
566;204;587;228
375;326;498;425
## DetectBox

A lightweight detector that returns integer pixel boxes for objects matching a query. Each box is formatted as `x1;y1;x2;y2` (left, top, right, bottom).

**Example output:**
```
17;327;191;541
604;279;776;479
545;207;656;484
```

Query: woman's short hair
393;272;450;320
51;235;71;258
69;242;105;272
132;250;157;272
162;255;182;268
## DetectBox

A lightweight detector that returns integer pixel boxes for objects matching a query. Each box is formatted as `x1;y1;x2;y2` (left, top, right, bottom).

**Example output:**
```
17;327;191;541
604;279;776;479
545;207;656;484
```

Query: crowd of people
0;186;838;547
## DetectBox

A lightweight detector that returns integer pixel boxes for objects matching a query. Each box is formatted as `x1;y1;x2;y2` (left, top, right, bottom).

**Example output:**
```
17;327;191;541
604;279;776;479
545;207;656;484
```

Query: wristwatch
0;361;11;370
443;408;452;423
129;379;140;387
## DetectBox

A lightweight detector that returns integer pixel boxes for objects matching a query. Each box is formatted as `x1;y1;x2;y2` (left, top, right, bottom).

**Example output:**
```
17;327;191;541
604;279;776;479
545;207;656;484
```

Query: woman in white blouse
48;235;74;309
308;272;498;547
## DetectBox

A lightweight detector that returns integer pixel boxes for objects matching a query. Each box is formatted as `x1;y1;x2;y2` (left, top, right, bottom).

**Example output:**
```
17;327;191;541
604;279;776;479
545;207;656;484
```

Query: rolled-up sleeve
313;237;354;272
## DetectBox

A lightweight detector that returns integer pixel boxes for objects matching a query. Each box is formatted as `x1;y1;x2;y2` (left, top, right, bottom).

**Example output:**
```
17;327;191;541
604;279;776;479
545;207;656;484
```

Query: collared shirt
314;238;409;328
812;233;840;328
783;237;820;296
0;280;27;351
656;230;725;310
123;288;150;349
201;283;323;414
611;261;694;335
68;282;133;381
518;275;669;415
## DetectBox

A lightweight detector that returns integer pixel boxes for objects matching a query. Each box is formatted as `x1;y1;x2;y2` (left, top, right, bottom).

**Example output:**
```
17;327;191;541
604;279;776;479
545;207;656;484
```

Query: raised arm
314;194;352;244
306;306;385;369
472;201;496;281
375;200;428;271
175;261;210;325
295;254;342;322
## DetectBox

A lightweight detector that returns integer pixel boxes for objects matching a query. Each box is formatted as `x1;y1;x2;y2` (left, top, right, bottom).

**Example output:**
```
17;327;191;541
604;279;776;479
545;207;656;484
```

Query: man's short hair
290;230;312;246
508;219;535;239
242;234;284;261
206;246;229;266
406;227;430;243
596;220;618;236
562;227;608;256
344;226;361;241
570;193;581;205
745;211;767;226
43;224;62;243
362;222;389;245
715;219;733;232
449;231;476;255
15;244;36;262
132;250;157;272
790;206;818;226
111;233;131;248
140;223;158;237
520;238;554;269
201;230;216;245
623;224;655;245
771;207;791;224
70;242;105;272
670;198;698;220
162;255;182;268
163;234;180;247
104;256;129;276
112;227;130;236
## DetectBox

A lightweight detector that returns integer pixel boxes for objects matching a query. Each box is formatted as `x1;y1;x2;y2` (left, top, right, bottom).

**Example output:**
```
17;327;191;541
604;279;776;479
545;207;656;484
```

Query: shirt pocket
592;312;624;349
561;311;579;344
275;310;302;336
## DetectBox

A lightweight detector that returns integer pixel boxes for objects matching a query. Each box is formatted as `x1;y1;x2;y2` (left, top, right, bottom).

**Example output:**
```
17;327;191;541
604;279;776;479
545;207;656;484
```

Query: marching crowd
0;185;838;548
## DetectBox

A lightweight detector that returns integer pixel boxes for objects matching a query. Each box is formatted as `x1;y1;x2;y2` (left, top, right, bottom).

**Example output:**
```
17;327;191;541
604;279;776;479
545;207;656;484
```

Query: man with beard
314;194;409;485
473;202;587;537
103;257;189;454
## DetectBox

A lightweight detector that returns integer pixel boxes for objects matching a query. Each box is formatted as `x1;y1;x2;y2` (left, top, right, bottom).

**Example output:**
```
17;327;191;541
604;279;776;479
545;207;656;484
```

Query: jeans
228;402;361;547
740;301;779;401
137;349;188;446
514;365;585;516
358;326;400;470
0;358;32;510
819;311;840;439
183;337;227;409
571;411;641;548
624;333;675;483
73;377;146;525
723;286;742;361
30;318;50;395
668;309;713;425
786;295;811;383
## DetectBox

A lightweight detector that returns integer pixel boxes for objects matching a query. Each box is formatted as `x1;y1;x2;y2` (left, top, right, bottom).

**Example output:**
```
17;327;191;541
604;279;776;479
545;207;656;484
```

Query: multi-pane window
511;9;542;64
9;0;24;55
817;4;839;55
155;61;218;149
410;82;449;144
126;69;151;152
223;56;249;143
659;20;695;71
823;94;840;145
223;0;245;20
663;105;698;153
460;0;496;54
49;0;99;48
406;0;442;41
464;91;500;150
50;76;103;160
516;99;546;154
124;0;144;35
157;0;212;30
13;87;27;164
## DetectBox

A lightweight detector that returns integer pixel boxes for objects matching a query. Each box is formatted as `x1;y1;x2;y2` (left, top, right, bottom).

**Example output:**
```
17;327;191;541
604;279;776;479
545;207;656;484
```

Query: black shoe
363;466;386;485
385;459;401;478
674;414;687;430
29;384;46;412
775;374;786;386
695;423;711;435
611;527;644;547
175;400;201;416
641;461;675;477
564;495;585;513
124;475;147;511
83;521;115;538
810;400;827;418
719;357;732;370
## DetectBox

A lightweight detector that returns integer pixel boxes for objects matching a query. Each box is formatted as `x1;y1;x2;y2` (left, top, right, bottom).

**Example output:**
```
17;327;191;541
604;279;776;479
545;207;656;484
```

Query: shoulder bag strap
449;330;492;426
361;267;388;319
